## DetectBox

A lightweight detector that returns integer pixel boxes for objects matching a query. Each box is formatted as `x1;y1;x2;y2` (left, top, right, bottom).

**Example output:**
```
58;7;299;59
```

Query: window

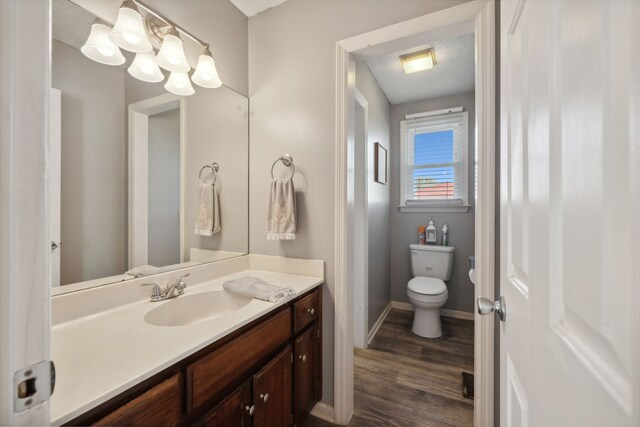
400;109;469;211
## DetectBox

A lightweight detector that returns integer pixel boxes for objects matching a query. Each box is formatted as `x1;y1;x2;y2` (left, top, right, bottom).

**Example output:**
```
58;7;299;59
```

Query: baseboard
310;401;334;423
390;301;474;321
367;302;392;345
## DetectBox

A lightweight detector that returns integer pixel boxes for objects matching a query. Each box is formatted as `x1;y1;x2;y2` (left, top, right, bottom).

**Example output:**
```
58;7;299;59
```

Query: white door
50;88;62;287
0;0;52;425
498;0;639;426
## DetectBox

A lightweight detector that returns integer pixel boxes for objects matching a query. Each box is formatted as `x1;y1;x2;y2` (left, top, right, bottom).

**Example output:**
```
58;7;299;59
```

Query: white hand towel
266;178;296;240
194;181;221;236
223;277;296;303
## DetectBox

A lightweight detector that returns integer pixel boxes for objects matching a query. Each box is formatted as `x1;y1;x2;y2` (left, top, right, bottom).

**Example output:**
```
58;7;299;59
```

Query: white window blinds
400;111;468;206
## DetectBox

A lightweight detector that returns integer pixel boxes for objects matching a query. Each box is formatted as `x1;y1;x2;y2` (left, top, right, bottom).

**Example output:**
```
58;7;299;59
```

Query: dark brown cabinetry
69;286;322;427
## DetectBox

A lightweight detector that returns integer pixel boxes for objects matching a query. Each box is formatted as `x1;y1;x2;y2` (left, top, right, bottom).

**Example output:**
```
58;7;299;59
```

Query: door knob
245;405;255;415
477;296;506;321
299;354;307;362
260;393;269;403
306;307;315;315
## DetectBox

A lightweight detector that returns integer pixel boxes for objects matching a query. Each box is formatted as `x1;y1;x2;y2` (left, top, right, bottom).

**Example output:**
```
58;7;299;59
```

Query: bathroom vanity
51;256;324;427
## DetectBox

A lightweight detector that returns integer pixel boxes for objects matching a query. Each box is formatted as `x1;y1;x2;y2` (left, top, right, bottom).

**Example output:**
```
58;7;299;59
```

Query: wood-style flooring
302;309;474;427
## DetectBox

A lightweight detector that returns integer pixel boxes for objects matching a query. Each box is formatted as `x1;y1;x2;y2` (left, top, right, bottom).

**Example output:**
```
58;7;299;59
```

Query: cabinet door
253;346;292;427
293;324;319;423
201;380;251;427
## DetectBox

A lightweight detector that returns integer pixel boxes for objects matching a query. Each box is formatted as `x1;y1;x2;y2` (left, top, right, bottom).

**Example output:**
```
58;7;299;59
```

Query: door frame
333;1;496;425
0;0;52;424
128;94;185;268
352;88;369;349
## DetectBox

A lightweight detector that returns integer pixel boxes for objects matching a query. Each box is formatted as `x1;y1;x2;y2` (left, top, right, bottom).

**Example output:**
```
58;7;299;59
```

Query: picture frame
374;142;387;184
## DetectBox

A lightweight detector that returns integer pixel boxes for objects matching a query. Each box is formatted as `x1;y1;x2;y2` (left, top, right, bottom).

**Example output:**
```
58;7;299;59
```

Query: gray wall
355;62;392;331
52;40;126;285
148;108;181;267
248;0;471;405
389;91;476;313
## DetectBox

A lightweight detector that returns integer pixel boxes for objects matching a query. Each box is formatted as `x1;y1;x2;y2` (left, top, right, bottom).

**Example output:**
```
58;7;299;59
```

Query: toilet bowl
407;244;454;338
407;277;448;338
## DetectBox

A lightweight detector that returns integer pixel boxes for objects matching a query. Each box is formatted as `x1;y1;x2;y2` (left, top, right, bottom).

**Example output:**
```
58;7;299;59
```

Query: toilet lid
408;277;447;295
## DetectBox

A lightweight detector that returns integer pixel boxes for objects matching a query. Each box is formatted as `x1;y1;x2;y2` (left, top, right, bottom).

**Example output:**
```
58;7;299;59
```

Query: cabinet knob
298;354;307;362
306;307;315;315
245;405;255;415
260;393;270;403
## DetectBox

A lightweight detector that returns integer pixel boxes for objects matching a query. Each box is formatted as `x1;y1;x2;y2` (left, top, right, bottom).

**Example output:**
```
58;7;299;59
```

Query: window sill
398;204;472;213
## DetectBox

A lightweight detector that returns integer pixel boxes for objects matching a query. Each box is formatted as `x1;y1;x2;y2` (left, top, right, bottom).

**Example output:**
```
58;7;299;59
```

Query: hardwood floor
302;309;474;427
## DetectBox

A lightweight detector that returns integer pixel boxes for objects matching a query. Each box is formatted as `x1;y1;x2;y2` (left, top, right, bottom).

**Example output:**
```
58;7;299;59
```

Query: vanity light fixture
155;27;190;73
165;71;195;96
191;46;222;89
81;23;126;66
400;48;436;74
128;51;164;82
109;0;153;53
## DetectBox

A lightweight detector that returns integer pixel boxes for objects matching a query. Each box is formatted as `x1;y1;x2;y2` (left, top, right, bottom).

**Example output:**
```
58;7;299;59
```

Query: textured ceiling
365;33;475;105
230;0;289;17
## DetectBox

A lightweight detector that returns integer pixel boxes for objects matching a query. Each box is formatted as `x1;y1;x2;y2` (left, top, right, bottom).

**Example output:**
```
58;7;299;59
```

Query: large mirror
50;0;249;294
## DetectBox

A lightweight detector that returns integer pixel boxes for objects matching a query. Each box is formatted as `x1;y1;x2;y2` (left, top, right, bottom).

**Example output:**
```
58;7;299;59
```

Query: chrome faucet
142;274;190;302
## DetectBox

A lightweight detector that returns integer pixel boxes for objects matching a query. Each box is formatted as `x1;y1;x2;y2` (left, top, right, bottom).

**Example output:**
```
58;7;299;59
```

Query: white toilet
407;244;455;338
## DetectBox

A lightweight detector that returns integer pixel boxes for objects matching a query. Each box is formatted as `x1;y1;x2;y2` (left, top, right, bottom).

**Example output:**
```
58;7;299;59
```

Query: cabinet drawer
93;374;181;426
187;308;291;413
293;290;319;334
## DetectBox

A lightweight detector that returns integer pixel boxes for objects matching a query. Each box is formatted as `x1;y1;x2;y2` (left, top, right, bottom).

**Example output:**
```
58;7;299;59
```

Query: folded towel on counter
194;181;221;236
266;178;296;240
223;276;296;303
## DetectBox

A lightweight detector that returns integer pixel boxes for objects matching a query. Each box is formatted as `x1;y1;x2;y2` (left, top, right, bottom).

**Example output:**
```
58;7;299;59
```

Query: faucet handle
142;283;163;301
177;273;190;286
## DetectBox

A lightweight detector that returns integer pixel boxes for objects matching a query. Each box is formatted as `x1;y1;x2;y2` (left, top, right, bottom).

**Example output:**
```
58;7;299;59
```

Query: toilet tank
409;244;455;281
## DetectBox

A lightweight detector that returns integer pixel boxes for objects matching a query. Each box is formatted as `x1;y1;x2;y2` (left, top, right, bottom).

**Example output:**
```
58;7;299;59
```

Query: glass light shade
155;34;190;73
109;4;152;53
81;23;126;66
191;53;222;88
164;72;195;96
128;52;164;82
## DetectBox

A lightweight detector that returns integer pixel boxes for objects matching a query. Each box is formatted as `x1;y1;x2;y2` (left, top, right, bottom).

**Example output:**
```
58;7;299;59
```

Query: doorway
333;1;496;425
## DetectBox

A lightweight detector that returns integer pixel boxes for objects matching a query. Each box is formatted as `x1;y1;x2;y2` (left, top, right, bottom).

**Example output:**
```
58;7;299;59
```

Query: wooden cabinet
71;287;322;427
93;374;181;427
200;380;251;427
253;346;292;427
294;323;320;424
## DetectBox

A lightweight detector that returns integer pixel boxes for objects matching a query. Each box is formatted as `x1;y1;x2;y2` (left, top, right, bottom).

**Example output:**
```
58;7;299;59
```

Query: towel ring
199;163;219;185
270;154;295;179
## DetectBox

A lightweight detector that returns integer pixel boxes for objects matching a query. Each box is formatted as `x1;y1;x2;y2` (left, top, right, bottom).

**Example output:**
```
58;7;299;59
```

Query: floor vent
462;372;474;400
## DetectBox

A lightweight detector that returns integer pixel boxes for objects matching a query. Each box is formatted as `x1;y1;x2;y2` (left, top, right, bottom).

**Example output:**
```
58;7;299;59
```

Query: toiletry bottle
418;226;426;245
426;219;437;244
442;224;449;246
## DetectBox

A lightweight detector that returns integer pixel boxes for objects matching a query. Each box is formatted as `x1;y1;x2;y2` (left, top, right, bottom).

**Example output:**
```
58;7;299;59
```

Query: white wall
355;62;391;331
148;108;181;267
52;40;126;285
248;0;471;405
389;91;476;313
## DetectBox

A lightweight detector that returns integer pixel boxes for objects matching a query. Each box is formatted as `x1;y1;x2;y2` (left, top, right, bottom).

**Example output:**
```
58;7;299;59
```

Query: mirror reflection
50;0;249;293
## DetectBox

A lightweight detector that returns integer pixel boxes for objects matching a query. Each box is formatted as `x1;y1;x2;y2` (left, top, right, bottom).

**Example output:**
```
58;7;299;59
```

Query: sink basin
144;290;252;326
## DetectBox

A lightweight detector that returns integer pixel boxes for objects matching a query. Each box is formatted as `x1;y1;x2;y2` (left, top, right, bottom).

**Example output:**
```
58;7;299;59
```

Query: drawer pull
246;405;255;416
260;393;270;403
306;308;315;315
298;354;307;362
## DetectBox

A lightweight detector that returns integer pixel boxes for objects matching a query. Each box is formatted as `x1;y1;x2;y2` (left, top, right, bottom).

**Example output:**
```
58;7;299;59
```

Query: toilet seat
408;277;447;295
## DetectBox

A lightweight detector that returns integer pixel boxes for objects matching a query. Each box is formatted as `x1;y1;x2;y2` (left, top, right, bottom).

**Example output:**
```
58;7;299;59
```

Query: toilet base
412;306;443;338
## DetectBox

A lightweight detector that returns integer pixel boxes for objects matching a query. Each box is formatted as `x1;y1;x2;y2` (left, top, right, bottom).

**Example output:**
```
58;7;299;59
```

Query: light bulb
191;47;222;88
165;72;195;96
155;32;190;73
81;23;125;66
109;1;152;53
128;51;164;83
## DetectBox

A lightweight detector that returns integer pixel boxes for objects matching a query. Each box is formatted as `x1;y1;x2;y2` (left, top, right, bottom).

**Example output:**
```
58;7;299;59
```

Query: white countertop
51;269;323;425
